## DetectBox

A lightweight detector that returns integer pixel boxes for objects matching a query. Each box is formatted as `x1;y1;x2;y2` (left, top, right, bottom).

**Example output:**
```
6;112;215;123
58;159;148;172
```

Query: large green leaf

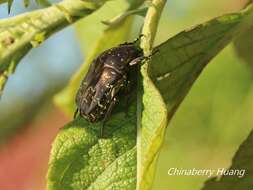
234;26;253;71
47;104;137;190
0;0;109;97
139;3;253;189
202;130;253;190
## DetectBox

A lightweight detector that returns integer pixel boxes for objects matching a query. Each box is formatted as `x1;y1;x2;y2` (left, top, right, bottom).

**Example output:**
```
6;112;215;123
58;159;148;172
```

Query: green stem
140;0;167;55
0;0;109;97
137;0;167;189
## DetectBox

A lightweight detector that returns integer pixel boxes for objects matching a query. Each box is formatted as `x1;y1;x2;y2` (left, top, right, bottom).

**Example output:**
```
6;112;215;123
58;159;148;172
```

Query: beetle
75;37;145;135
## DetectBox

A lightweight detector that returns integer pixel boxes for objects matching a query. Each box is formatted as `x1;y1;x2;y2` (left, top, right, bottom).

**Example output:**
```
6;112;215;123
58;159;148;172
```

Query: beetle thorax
103;45;142;74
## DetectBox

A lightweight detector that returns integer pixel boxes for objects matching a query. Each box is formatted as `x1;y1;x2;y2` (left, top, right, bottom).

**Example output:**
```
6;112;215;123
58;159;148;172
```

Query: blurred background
0;0;252;190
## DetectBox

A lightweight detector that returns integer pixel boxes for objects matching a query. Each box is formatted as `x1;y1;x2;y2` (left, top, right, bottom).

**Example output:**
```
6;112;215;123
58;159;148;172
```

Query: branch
0;0;109;97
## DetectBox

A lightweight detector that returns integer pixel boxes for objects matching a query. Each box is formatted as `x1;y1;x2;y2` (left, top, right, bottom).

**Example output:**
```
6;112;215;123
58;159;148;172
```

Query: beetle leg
129;49;159;66
129;56;145;66
74;109;79;119
119;34;145;46
132;34;145;44
122;79;131;117
101;97;118;137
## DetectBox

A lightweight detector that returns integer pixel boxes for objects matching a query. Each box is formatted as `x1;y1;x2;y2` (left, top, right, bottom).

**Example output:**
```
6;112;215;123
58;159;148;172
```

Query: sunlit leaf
47;105;137;189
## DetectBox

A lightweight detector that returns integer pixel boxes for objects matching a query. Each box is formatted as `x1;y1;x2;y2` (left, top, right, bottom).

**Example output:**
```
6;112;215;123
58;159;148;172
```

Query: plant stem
137;0;167;189
140;0;167;55
0;0;109;97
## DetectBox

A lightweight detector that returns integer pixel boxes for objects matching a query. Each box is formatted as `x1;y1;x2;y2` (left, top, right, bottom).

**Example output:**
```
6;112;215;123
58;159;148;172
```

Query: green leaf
35;0;51;7
0;0;108;97
24;0;30;7
1;0;51;12
234;26;253;71
7;0;13;13
101;7;148;26
54;0;135;115
0;0;7;4
202;130;253;190
47;104;137;189
101;0;146;27
126;0;145;9
139;3;253;189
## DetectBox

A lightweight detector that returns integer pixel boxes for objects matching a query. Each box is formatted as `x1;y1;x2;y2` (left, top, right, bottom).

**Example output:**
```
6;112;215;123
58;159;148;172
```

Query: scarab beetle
75;37;144;132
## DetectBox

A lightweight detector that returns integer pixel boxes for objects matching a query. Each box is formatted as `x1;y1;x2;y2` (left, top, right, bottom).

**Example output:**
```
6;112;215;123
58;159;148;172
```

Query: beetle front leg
101;97;118;137
129;56;145;66
129;49;159;66
74;109;79;119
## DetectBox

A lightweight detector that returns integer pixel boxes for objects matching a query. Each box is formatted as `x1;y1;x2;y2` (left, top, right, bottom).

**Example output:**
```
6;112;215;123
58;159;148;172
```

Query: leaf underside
202;130;253;190
234;26;253;71
139;3;253;189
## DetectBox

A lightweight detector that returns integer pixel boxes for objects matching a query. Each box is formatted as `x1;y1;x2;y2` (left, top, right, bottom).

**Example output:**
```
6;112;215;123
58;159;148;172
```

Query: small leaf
126;0;145;9
36;0;51;7
202;130;253;190
234;26;253;71
30;32;46;47
7;0;13;13
102;7;148;26
24;0;30;7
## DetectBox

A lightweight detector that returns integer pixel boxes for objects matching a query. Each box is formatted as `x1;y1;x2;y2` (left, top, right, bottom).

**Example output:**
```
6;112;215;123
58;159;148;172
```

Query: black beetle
75;37;144;134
